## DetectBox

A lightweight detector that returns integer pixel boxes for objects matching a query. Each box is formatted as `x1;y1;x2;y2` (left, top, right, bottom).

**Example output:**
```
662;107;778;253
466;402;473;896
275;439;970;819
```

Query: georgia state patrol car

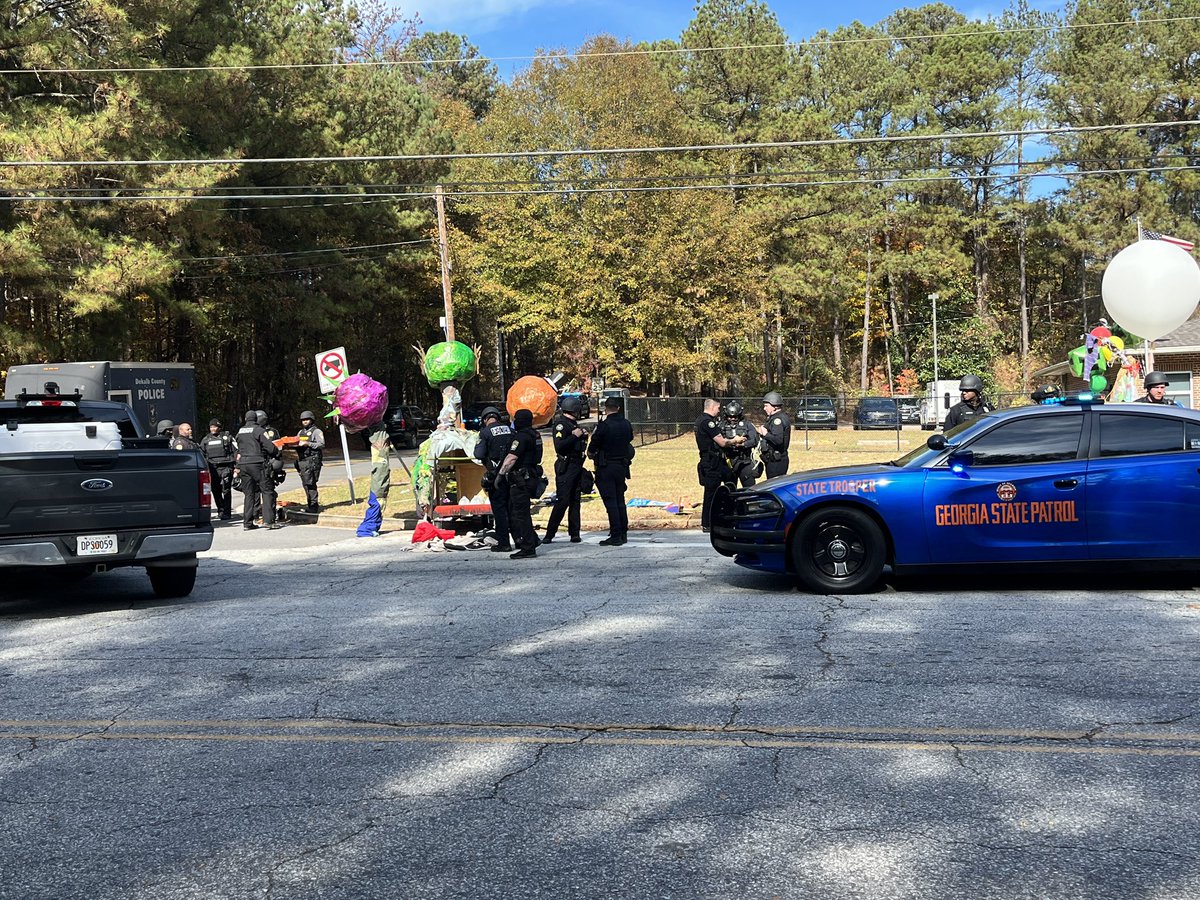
711;392;1200;593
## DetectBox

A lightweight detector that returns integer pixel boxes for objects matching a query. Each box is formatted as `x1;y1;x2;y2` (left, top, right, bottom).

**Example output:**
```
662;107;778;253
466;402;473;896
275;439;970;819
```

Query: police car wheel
792;507;885;595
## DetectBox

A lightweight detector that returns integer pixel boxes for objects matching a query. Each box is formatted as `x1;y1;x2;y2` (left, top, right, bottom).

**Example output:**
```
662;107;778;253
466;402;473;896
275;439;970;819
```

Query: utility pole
930;292;940;387
435;184;455;342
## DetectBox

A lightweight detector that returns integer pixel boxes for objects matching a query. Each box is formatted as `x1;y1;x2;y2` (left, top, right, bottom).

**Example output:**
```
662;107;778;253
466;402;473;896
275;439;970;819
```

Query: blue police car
710;392;1200;593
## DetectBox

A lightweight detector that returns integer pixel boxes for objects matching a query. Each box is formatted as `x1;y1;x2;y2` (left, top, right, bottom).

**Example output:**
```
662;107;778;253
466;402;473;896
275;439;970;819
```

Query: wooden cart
430;452;493;531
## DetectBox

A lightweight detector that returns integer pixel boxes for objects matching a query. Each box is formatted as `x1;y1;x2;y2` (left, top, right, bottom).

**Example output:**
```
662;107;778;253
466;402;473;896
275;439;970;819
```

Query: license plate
77;534;118;556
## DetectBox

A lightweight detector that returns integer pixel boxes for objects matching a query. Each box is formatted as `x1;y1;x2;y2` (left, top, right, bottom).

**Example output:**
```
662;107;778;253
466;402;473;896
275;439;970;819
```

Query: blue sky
396;0;1065;78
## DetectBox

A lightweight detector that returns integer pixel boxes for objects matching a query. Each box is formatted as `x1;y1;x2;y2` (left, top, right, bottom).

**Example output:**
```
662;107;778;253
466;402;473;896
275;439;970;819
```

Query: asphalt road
2;529;1199;899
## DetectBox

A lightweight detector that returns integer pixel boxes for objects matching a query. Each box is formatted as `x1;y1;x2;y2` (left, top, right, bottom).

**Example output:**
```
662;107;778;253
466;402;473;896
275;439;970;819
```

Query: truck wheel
792;507;885;594
148;566;197;599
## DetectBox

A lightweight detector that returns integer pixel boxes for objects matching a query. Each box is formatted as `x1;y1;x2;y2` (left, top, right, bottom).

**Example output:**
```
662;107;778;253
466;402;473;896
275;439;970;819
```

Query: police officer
695;398;742;533
170;422;200;452
943;375;993;430
1137;371;1177;405
156;419;175;438
473;407;515;552
497;408;544;559
202;418;236;520
756;390;792;479
254;410;285;520
588;396;634;546
236;410;282;530
543;397;589;544
295;410;325;512
720;399;759;488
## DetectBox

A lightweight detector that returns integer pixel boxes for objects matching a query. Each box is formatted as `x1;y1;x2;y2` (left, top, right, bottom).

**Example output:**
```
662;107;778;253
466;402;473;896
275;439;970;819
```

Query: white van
919;380;963;430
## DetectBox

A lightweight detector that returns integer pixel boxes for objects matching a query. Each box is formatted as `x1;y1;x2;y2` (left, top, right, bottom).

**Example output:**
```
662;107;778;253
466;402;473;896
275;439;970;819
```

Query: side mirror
926;433;946;451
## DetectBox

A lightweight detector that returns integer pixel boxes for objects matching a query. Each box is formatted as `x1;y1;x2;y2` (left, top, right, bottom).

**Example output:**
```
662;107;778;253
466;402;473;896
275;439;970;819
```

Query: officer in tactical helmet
943;374;993;430
236;410;282;530
156;419;175;438
720;399;759;488
756;390;792;479
202;417;236;520
253;411;285;521
295;410;326;512
1136;371;1177;405
473;407;514;551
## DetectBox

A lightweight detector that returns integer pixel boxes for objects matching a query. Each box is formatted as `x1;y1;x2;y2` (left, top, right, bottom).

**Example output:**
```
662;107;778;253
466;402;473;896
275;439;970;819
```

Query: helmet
300;410;316;420
763;391;784;407
959;374;983;393
256;411;268;426
514;408;534;429
723;400;743;418
244;410;258;424
560;396;582;416
480;406;502;423
209;418;221;427
1144;371;1169;388
156;419;175;435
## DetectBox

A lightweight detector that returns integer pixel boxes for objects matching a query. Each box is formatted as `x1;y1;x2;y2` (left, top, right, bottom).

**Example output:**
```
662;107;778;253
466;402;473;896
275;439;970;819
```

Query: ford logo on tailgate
80;478;114;492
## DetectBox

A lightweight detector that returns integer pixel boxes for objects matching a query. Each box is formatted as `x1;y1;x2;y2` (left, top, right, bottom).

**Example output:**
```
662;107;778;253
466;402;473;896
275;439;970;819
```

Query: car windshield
860;399;895;410
805;398;834;410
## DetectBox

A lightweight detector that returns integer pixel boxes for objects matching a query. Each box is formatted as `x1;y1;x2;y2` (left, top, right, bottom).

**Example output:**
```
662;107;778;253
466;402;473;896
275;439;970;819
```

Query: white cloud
393;0;565;34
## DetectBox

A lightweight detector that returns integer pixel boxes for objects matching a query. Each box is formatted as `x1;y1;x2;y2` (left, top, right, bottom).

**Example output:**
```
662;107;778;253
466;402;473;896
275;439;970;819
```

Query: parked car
375;404;434;449
795;396;838;430
896;396;920;425
711;392;1200;593
463;401;509;431
558;392;591;419
0;394;213;598
853;397;900;430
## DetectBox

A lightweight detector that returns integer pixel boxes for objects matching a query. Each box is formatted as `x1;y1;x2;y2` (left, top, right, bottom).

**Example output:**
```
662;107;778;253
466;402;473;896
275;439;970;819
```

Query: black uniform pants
595;462;628;538
297;454;322;509
545;458;584;539
765;455;789;479
487;469;512;547
209;464;234;518
240;461;276;526
507;472;538;552
698;463;722;529
730;457;757;488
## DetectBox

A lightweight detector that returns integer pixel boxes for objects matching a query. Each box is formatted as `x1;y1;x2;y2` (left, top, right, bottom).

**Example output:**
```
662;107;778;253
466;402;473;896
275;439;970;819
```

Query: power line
2;119;1194;168
6;163;1195;204
186;238;431;262
2;15;1196;75
30;151;1197;195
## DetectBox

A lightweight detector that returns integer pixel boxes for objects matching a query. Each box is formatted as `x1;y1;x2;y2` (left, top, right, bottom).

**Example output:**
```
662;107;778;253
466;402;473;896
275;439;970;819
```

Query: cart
430;451;493;533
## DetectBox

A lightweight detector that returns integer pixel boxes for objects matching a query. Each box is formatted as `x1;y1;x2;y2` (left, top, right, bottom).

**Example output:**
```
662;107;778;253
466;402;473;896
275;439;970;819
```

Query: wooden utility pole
435;184;455;342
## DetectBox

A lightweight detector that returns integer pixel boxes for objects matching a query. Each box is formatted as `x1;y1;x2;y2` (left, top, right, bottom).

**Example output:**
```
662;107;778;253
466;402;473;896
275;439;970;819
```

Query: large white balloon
1102;240;1200;341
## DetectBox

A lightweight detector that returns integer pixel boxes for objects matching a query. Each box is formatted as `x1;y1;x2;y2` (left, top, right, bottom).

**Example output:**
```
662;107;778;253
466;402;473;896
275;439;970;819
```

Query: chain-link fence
619;390;1035;452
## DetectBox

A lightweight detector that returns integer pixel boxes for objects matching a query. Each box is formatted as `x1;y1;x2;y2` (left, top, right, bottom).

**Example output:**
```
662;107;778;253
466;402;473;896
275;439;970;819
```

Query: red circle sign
320;353;344;380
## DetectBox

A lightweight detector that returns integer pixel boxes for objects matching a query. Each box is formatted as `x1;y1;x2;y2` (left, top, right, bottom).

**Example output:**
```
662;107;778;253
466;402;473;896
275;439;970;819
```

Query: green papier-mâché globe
424;341;476;387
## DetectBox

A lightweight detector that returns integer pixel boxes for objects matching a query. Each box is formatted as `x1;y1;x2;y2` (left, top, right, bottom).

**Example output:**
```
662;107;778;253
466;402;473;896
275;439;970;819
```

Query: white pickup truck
0;394;214;598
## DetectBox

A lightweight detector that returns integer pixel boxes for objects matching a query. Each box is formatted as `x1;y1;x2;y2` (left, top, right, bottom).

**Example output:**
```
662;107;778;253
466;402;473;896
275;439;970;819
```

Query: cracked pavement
1;525;1199;898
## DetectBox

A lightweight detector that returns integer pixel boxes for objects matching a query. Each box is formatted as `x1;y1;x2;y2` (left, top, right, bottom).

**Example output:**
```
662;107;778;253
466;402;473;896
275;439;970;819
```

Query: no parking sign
315;346;348;393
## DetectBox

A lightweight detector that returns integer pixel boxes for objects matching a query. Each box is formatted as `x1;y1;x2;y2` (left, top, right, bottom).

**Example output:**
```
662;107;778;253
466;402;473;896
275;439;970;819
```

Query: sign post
314;346;356;504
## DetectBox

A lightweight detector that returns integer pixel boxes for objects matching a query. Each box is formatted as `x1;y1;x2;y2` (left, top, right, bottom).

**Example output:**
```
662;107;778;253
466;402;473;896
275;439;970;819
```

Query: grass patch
278;429;916;530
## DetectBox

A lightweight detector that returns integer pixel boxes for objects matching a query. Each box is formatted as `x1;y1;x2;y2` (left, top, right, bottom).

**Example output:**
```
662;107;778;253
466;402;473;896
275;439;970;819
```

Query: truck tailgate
0;449;209;536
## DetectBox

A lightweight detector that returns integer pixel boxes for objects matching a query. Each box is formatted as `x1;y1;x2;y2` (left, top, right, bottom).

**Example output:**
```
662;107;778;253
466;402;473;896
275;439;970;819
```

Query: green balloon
424;341;476;387
1090;373;1108;392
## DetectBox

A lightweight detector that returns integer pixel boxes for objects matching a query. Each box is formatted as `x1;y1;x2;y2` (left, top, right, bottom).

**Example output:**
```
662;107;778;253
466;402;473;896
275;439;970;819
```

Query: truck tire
791;506;885;595
148;566;197;599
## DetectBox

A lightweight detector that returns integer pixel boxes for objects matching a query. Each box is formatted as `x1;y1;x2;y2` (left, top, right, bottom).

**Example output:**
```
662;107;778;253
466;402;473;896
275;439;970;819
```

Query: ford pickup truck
0;394;214;598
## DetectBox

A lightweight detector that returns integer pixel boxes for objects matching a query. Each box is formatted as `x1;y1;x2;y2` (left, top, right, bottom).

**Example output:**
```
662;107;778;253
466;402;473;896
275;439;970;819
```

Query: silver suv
795;396;838;430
